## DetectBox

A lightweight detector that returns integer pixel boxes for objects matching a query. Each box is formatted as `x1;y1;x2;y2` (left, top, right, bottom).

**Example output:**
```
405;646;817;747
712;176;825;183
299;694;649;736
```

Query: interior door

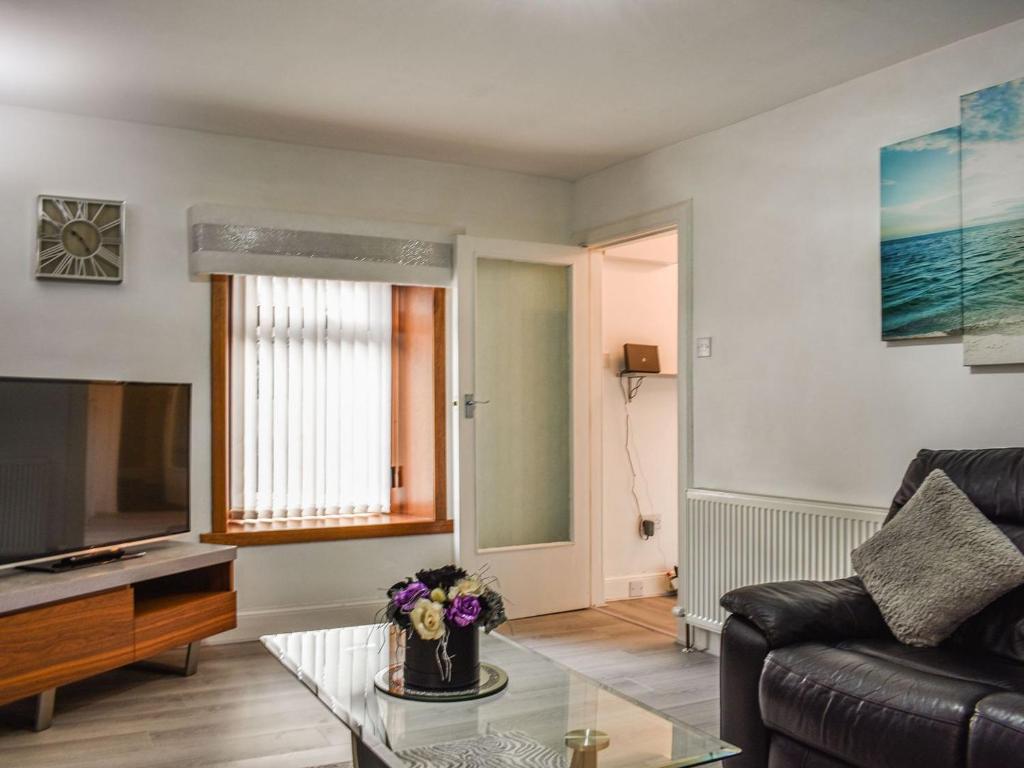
455;235;590;619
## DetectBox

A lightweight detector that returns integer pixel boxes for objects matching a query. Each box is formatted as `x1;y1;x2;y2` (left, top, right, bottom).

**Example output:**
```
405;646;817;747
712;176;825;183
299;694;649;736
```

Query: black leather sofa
719;448;1024;768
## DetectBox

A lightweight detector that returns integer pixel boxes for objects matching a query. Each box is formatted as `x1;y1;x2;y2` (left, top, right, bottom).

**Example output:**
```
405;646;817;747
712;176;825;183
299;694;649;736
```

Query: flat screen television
0;377;190;568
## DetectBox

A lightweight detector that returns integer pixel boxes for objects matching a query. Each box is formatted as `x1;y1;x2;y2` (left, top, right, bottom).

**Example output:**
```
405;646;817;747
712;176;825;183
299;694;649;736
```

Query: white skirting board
207;598;386;645
682;488;886;635
603;571;673;602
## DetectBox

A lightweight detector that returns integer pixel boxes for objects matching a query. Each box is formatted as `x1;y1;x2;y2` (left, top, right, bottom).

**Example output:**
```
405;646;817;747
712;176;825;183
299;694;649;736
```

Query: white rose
447;576;483;600
409;598;446;641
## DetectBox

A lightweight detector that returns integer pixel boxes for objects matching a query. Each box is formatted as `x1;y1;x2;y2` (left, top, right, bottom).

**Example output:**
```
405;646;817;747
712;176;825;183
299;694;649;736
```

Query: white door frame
574;202;694;635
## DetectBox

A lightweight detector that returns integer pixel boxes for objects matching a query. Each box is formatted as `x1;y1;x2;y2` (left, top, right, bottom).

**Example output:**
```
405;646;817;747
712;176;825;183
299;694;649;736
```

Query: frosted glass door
475;258;571;549
455;235;590;618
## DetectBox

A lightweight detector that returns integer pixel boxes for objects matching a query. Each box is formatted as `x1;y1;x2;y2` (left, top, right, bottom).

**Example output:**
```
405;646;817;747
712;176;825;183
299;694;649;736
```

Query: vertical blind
230;275;392;519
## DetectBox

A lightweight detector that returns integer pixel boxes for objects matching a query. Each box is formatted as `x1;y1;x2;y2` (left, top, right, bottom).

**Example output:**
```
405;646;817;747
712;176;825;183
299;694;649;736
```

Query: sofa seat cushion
969;693;1024;768
837;638;1024;692
761;643;998;768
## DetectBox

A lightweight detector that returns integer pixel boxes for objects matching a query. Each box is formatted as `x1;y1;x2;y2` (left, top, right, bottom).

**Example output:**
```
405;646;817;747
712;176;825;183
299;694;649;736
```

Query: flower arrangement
385;564;506;640
384;564;506;691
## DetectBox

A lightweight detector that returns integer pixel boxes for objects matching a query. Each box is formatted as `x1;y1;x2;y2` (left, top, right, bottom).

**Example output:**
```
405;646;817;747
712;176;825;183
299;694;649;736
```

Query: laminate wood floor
0;608;719;768
504;604;720;736
592;595;678;638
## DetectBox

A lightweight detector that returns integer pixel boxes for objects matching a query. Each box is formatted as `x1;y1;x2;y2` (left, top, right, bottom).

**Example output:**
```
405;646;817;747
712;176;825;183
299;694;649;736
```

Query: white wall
600;236;678;600
0;104;572;637
574;19;1024;510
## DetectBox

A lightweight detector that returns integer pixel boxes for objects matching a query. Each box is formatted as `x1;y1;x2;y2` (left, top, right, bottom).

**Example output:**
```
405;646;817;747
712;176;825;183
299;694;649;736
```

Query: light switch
696;337;712;358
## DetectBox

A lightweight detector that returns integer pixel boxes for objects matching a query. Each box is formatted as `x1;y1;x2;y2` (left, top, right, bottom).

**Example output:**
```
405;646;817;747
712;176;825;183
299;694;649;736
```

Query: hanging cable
620;375;647;537
620;374;672;570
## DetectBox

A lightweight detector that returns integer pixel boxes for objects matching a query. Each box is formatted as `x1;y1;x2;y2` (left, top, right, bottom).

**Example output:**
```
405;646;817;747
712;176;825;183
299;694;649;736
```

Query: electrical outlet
696;337;712;358
628;580;644;598
647;514;662;530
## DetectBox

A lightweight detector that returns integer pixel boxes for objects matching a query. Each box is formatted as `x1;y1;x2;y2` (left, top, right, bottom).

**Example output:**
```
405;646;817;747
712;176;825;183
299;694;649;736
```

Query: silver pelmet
191;223;452;269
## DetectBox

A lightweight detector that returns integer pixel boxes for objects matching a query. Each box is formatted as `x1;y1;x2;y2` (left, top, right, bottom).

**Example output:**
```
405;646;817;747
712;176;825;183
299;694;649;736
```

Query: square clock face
36;195;125;283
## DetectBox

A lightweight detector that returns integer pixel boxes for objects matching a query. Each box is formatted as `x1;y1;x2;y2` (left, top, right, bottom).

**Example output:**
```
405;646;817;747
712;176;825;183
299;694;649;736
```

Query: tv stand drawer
0;588;134;706
134;590;237;660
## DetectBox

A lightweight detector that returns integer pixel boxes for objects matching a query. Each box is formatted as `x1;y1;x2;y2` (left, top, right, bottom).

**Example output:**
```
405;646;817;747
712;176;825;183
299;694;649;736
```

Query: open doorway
594;230;679;636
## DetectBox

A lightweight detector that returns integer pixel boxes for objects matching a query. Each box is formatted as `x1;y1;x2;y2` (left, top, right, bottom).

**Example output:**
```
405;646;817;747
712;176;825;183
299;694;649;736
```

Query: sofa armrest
720;576;888;649
720;615;771;768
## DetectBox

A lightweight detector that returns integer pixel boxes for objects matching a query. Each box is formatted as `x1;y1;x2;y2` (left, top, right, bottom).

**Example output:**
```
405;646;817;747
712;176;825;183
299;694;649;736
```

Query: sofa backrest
888;448;1024;525
889;448;1024;662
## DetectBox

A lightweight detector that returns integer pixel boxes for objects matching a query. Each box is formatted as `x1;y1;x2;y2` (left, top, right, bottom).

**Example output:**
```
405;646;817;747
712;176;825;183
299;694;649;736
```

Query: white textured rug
399;730;567;768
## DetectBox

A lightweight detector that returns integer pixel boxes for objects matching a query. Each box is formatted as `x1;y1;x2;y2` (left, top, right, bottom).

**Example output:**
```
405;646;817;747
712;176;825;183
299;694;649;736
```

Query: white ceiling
2;1;1023;180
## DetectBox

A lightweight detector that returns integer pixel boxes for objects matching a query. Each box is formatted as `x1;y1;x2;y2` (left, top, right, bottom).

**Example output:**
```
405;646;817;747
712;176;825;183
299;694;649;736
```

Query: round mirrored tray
373;662;508;703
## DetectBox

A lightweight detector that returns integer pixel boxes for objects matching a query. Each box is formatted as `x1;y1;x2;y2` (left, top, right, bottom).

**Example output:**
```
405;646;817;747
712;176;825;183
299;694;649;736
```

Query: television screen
0;378;190;567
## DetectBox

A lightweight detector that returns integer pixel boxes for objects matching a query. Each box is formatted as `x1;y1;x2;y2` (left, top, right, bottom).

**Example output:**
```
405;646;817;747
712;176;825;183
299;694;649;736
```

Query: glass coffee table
262;624;739;768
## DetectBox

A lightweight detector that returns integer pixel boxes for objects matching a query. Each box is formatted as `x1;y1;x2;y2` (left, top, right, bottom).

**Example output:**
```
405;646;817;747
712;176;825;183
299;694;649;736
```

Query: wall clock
36;195;125;283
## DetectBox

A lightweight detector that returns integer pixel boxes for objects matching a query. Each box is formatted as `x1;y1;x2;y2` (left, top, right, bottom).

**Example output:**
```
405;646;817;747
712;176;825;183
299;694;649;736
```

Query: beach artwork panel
961;76;1024;365
880;127;963;340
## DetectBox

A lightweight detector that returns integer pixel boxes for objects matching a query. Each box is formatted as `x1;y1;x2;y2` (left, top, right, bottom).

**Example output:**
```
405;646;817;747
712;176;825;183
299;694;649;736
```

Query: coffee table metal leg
566;728;610;768
33;688;55;732
351;731;389;768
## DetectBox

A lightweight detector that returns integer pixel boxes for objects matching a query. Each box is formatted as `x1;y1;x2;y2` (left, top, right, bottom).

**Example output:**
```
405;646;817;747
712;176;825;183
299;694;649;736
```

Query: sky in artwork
961;76;1024;228
880;126;960;242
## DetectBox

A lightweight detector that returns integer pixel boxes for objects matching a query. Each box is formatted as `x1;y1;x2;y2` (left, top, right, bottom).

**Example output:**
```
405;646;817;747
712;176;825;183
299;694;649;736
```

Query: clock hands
63;222;103;258
69;227;91;250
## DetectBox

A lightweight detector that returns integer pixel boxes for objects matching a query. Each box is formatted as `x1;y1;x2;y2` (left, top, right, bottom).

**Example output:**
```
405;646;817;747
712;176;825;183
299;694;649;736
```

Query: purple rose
393;581;430;613
446;594;482;627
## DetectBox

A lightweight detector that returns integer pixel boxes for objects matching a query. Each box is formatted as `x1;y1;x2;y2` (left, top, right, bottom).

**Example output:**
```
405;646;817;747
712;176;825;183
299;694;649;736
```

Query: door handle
463;393;490;419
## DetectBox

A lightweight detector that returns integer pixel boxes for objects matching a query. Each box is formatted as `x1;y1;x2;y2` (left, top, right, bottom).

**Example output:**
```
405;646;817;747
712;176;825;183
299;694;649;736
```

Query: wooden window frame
200;275;452;546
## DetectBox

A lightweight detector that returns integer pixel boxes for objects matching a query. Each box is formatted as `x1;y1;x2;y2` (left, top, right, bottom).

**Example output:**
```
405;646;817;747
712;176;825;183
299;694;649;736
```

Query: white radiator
683;488;886;633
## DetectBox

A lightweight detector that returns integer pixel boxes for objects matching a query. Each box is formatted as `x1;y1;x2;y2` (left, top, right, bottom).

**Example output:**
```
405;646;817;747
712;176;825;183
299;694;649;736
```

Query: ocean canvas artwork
880;127;962;340
961;76;1024;365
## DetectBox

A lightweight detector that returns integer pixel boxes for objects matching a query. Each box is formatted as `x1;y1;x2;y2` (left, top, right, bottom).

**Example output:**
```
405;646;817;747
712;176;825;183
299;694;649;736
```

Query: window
202;274;449;546
232;276;393;518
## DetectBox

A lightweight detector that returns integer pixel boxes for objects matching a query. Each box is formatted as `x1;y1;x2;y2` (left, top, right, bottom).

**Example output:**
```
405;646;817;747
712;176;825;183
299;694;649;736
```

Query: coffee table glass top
262;624;739;768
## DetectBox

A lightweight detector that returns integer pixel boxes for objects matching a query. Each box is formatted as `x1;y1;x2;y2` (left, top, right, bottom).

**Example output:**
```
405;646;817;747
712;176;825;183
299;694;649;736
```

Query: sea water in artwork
961;76;1024;365
880;126;962;340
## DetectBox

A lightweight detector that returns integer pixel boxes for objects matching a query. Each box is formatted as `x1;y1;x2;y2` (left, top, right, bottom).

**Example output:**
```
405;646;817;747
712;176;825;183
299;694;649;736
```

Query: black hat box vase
404;625;480;691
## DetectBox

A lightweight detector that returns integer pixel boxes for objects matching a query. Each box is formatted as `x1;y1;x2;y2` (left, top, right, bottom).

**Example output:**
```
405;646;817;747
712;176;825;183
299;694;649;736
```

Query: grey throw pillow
852;469;1024;647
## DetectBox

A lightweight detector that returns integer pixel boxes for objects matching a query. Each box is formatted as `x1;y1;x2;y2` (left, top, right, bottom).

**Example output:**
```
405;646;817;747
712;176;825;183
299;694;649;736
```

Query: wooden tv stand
0;541;236;731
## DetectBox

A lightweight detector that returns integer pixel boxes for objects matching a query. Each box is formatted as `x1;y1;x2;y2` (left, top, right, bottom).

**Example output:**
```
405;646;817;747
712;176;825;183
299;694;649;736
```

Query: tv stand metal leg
133;641;201;677
183;641;200;676
33;688;55;732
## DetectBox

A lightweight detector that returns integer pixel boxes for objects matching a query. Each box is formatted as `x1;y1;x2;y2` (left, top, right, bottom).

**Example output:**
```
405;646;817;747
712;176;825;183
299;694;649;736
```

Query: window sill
199;514;453;546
